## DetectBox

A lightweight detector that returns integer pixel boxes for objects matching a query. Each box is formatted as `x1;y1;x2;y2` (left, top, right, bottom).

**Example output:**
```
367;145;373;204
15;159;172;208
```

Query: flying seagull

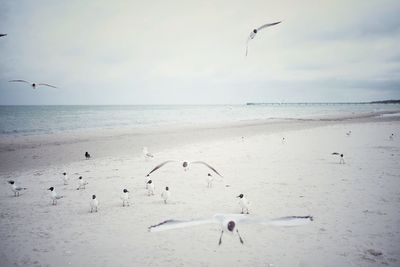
246;21;281;56
149;213;313;245
146;160;222;177
8;80;57;89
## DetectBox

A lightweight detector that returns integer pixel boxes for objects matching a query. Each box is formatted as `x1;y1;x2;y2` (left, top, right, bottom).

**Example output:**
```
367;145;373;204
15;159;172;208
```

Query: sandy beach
1;114;400;266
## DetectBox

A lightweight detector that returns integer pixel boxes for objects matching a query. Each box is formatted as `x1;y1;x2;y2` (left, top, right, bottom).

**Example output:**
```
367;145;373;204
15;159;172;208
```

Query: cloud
0;0;399;104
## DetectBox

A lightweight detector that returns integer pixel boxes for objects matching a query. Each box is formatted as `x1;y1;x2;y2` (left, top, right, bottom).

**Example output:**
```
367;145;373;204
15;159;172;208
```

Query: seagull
237;194;251;214
85;152;91;159
121;189;130;207
147;180;155;196
146;160;222;177
90;195;98;213
332;153;345;164
245;21;281;56
62;172;69;185
48;187;63;205
161;186;170;204
149;213;313;245
143;147;154;160
76;176;88;190
8;80;57;89
0;34;7;37
7;180;27;197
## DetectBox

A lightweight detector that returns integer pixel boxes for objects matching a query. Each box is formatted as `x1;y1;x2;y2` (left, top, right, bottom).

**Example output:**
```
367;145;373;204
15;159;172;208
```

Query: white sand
1;117;400;266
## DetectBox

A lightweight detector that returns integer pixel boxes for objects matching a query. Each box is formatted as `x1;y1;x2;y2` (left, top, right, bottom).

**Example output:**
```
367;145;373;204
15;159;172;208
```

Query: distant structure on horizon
246;100;400;105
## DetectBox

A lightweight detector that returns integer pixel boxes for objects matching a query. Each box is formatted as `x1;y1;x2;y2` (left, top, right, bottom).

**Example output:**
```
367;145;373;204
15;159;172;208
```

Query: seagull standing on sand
85;152;91;159
147;180;155;196
237;194;251;214
90;195;98;213
48;187;63;205
332;152;345;164
149;213;313;245
8;181;27;197
245;21;282;56
77;176;88;190
62;172;69;185
143;147;154;160
8;80;57;89
121;189;130;207
146;160;223;177
161;186;170;204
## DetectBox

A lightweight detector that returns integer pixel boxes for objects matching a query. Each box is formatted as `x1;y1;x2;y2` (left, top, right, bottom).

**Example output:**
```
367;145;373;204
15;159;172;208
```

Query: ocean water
0;104;399;137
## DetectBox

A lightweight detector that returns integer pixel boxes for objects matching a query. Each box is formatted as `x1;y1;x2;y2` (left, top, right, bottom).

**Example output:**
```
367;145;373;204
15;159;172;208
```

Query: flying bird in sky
246;21;281;56
8;80;57;89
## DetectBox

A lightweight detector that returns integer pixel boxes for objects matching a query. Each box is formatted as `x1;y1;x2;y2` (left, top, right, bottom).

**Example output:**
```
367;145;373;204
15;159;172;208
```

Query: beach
0;112;400;266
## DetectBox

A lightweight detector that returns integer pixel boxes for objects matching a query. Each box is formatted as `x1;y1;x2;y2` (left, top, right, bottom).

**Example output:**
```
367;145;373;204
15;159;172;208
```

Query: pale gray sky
0;0;399;104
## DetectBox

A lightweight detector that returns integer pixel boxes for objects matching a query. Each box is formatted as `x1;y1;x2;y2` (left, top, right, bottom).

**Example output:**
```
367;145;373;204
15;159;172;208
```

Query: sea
0;104;399;137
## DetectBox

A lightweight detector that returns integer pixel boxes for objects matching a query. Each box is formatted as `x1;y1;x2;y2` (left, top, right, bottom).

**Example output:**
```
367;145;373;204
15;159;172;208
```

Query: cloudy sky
0;0;399;104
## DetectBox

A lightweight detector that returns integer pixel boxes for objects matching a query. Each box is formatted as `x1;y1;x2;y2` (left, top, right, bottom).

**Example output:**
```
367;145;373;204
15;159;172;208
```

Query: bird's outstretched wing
0;34;7;37
9;80;30;84
191;161;223;177
332;152;340;155
240;215;313;226
257;21;282;31
38;83;57;88
148;218;216;232
146;160;177;176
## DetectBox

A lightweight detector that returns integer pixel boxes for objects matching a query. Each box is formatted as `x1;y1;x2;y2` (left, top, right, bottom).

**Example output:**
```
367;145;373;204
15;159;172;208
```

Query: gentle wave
0;104;399;137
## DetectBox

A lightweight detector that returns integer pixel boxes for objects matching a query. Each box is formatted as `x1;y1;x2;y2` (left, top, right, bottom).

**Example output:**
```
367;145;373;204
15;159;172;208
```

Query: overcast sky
0;0;399;104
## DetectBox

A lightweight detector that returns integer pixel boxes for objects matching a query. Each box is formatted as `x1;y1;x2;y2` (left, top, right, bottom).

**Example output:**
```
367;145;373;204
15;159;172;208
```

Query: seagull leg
236;229;244;244
218;230;224;245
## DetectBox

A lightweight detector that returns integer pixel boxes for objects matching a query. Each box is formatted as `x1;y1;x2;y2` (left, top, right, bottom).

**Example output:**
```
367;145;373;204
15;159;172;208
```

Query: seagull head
227;221;236;232
123;189;129;193
147;180;152;184
165;186;169;191
92;195;96;199
207;173;212;177
63;172;66;175
8;180;15;185
48;187;54;191
237;194;244;199
79;176;82;180
182;162;188;168
253;29;257;33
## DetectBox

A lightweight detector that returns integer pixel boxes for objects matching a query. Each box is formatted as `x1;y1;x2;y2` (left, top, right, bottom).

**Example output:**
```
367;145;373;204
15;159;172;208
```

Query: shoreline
1;111;399;175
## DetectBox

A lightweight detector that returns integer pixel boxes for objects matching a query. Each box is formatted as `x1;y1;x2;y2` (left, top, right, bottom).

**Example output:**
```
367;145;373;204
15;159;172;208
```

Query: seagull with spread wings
146;160;222;177
149;213;313;245
8;80;57;89
246;21;281;56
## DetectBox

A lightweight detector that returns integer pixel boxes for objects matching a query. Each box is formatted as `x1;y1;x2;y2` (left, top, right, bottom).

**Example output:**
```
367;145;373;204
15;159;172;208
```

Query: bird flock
5;128;397;244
